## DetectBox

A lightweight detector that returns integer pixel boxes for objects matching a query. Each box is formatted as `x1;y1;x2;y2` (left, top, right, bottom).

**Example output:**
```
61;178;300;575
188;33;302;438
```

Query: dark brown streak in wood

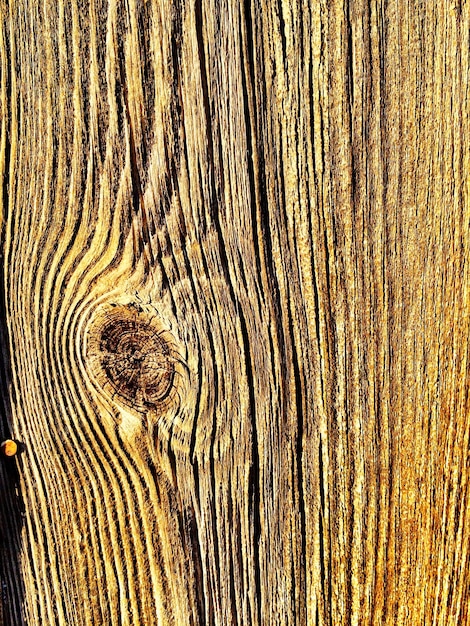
238;5;263;284
136;1;156;176
0;10;24;623
288;304;307;624
119;53;155;269
205;316;223;612
194;0;218;223
238;305;262;625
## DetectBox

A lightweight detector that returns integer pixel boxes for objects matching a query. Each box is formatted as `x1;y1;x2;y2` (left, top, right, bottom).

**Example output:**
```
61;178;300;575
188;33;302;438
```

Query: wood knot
85;303;185;414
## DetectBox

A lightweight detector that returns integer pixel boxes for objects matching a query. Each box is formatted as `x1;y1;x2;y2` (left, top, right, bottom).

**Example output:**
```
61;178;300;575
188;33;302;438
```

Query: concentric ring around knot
85;303;182;412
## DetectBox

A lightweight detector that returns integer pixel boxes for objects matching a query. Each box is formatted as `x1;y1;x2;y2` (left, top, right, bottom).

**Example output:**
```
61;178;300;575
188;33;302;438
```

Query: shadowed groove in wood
0;3;26;624
0;0;469;624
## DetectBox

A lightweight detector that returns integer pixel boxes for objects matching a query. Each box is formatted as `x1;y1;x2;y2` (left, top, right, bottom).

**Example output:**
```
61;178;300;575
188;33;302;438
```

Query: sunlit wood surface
0;0;469;624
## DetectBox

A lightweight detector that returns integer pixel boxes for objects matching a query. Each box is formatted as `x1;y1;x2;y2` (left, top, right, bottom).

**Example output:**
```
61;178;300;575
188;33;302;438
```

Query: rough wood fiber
0;0;469;624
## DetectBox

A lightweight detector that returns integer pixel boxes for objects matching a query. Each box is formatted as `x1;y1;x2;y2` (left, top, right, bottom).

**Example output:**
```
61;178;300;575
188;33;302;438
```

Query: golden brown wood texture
0;0;469;624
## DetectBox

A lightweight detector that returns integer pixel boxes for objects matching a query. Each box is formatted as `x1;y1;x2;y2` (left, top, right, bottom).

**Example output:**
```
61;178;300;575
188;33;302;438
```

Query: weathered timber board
0;0;469;624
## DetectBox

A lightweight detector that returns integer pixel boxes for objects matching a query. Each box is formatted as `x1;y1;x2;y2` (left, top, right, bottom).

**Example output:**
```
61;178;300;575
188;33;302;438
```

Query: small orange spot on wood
1;439;18;457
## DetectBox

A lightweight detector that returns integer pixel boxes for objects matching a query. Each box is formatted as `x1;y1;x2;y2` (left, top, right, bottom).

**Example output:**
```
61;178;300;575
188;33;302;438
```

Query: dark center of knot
86;304;178;409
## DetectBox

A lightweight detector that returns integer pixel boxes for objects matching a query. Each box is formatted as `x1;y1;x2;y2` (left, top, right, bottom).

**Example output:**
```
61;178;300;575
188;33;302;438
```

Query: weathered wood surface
0;0;469;624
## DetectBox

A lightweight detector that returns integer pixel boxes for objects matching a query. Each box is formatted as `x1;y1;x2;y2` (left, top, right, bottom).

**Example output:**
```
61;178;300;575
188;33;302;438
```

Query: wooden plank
0;0;469;624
